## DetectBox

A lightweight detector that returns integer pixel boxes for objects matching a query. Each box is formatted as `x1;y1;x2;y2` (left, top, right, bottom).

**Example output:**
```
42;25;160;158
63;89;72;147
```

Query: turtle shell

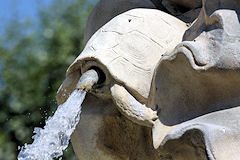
83;0;156;44
57;8;187;104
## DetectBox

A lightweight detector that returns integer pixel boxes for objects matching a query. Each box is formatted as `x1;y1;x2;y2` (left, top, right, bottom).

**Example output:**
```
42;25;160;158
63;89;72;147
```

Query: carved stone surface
84;0;156;44
57;0;240;159
57;8;187;104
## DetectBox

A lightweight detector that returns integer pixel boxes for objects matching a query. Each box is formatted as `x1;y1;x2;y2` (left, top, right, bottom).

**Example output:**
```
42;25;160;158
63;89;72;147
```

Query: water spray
18;69;99;160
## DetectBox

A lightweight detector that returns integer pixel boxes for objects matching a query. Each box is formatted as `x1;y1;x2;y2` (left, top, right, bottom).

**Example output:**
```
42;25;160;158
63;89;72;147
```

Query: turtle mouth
80;59;111;87
88;66;106;85
78;60;114;99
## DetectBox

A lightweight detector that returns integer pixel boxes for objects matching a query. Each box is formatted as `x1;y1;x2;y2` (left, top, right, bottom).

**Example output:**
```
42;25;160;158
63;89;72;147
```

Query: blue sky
0;0;52;36
0;0;53;88
0;0;98;37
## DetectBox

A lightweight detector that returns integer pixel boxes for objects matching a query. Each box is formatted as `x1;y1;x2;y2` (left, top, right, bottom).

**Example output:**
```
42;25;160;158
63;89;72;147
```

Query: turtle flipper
110;84;158;127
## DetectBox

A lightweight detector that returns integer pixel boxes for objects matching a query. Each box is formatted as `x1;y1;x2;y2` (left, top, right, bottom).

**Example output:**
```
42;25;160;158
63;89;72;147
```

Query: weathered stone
84;0;156;44
183;1;240;41
57;8;187;105
149;8;240;159
57;0;240;159
57;8;187;160
162;0;202;16
162;0;240;23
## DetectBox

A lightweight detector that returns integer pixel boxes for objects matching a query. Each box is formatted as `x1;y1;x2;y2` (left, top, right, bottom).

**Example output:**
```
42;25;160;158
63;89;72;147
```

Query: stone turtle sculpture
57;8;187;160
57;0;240;159
57;8;187;126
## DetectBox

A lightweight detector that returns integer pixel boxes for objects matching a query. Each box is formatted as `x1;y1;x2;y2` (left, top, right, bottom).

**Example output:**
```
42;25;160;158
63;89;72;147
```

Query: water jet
18;69;99;160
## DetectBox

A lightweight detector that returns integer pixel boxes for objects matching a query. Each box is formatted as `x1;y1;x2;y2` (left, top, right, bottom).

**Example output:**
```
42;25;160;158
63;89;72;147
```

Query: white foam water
18;89;86;160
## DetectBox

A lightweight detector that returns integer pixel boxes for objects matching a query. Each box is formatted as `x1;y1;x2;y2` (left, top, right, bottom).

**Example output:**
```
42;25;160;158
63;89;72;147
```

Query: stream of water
18;89;86;160
18;69;99;160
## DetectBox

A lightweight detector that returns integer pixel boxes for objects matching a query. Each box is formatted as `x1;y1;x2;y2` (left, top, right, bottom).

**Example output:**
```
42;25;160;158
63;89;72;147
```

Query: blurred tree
0;0;96;159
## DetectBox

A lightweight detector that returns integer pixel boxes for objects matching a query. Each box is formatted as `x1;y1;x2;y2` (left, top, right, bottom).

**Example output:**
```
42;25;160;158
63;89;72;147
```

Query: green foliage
0;0;96;159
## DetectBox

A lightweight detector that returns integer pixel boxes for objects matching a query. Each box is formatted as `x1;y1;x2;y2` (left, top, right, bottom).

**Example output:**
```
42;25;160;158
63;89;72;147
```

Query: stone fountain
57;0;240;159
